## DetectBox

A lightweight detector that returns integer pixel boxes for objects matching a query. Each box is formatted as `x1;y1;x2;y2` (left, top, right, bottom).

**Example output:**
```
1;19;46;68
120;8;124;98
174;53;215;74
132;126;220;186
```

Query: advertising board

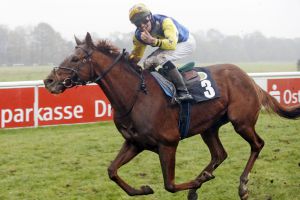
0;85;113;128
1;74;300;129
0;88;35;128
267;78;300;106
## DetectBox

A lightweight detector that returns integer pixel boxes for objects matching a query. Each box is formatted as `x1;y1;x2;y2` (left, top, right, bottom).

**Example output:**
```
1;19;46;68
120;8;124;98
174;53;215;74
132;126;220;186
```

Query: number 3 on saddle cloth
151;62;221;139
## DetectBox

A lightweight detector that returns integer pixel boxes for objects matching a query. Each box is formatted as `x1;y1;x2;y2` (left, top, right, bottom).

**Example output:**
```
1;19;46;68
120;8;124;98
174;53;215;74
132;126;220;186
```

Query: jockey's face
136;15;151;32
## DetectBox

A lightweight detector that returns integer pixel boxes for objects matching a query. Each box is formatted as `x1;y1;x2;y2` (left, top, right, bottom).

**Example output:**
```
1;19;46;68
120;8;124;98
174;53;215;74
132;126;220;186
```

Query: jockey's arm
129;36;147;63
153;18;178;50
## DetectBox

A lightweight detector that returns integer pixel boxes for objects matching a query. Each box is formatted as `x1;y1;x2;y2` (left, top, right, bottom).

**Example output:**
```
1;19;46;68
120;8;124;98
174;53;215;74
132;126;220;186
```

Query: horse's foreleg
188;128;227;200
108;141;153;196
158;144;201;193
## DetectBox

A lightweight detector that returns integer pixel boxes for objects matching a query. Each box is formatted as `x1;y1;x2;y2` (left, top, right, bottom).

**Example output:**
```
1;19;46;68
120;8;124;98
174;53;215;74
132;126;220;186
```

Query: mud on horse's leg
238;144;264;198
158;144;202;193
188;128;228;200
234;126;264;200
108;141;154;196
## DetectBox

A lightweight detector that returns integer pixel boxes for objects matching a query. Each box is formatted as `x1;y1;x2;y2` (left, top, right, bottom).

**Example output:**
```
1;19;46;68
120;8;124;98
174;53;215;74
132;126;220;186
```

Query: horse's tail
256;84;300;119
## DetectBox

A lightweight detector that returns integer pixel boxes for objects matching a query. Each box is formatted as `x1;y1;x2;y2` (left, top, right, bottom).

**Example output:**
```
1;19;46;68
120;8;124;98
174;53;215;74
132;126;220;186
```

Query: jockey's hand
141;29;156;45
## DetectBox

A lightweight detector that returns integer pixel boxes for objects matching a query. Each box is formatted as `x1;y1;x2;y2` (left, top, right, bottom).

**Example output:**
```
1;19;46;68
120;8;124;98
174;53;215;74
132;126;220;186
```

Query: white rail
0;80;44;88
249;71;300;78
0;72;300;88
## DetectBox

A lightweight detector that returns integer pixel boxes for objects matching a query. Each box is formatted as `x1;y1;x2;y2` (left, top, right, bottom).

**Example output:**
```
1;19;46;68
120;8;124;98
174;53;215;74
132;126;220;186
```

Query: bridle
54;46;147;119
53;46;94;87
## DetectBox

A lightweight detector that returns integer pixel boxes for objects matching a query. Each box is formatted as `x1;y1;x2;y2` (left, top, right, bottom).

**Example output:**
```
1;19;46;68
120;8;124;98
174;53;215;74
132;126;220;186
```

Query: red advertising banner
38;85;112;126
0;88;35;128
1;77;299;129
267;78;300;106
0;85;113;129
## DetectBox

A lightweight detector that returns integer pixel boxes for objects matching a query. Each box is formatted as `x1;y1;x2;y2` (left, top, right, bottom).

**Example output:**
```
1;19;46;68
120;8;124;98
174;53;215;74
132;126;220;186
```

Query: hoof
196;171;215;185
187;189;198;200
239;184;249;200
140;185;154;195
240;192;249;200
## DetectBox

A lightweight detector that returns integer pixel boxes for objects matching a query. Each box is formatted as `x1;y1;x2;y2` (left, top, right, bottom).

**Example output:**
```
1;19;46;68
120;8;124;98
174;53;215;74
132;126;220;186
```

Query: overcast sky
1;0;300;40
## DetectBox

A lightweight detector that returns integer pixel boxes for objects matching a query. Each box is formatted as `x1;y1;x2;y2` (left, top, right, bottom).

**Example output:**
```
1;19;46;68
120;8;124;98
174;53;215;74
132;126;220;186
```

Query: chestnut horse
44;33;300;200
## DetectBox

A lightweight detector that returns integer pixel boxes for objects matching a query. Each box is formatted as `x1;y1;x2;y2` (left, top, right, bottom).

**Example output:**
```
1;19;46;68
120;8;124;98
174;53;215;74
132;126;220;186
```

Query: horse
44;32;300;200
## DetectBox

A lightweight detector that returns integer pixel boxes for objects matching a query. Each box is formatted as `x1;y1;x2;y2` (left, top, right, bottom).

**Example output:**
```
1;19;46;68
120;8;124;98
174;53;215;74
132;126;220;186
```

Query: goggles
134;16;150;28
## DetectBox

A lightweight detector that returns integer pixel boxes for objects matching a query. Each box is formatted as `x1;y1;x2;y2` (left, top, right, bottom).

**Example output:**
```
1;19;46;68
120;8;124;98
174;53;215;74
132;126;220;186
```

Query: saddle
152;62;220;103
151;62;221;139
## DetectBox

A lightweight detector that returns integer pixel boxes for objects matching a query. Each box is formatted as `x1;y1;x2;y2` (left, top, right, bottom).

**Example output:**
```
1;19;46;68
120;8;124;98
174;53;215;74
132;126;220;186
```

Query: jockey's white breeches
143;34;196;69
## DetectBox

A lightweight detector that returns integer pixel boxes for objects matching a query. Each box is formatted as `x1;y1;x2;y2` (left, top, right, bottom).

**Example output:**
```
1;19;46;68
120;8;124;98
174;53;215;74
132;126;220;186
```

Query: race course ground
0;112;299;200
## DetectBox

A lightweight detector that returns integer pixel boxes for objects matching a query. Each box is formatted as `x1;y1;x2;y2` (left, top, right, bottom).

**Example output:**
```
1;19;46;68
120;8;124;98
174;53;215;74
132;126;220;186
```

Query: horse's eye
71;56;79;62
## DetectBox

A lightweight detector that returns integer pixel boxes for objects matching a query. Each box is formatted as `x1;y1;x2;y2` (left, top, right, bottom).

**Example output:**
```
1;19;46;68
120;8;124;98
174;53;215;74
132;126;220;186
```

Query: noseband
53;46;93;87
54;46;125;88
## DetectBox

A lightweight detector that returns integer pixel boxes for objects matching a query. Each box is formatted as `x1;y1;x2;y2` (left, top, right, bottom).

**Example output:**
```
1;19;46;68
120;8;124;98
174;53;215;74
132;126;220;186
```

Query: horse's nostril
44;79;54;85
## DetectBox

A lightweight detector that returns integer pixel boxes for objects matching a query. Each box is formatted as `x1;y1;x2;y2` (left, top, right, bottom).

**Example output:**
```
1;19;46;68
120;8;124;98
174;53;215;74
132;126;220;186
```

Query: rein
113;68;147;120
94;49;125;83
56;48;126;86
55;47;147;119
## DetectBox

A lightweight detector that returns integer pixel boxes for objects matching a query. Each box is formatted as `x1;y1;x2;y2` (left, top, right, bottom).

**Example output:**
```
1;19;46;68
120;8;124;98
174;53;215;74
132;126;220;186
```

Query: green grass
0;112;299;200
0;66;53;82
0;62;298;82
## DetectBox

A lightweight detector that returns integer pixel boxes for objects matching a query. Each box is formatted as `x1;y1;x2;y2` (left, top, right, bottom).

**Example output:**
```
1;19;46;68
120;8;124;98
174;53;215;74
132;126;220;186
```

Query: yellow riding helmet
129;3;151;24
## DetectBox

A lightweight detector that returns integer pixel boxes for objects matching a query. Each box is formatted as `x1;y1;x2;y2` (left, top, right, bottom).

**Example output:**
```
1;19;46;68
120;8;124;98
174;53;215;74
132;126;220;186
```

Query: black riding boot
163;61;193;102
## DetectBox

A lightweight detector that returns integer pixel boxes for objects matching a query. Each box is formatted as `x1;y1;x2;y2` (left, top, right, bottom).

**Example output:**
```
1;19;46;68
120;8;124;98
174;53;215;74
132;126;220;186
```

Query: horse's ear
85;32;94;48
74;35;82;45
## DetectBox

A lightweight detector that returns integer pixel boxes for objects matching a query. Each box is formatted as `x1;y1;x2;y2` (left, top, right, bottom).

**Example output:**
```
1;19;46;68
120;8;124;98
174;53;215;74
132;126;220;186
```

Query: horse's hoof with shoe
140;185;154;195
187;189;198;200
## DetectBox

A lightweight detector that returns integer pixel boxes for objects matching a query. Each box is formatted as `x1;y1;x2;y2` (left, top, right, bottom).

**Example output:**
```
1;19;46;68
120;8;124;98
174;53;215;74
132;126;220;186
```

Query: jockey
128;3;195;102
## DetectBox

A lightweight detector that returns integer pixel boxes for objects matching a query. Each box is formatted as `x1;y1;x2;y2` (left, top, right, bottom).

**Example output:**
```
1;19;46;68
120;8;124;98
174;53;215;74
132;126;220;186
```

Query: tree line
0;22;299;66
0;23;73;66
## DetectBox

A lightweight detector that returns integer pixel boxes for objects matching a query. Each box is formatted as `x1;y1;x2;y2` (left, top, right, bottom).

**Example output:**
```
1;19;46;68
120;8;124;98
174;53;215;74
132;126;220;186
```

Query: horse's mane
95;40;120;57
94;39;143;73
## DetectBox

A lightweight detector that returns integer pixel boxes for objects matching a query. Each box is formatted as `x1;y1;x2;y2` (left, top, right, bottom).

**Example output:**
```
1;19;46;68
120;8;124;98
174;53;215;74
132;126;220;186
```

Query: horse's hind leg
233;124;264;200
188;127;228;200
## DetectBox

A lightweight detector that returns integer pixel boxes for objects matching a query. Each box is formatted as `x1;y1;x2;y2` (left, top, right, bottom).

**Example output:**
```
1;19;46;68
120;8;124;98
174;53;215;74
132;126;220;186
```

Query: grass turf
0;112;299;200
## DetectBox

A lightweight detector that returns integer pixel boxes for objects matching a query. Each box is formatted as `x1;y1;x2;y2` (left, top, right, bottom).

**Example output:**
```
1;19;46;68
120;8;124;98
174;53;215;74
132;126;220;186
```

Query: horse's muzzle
43;78;65;94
